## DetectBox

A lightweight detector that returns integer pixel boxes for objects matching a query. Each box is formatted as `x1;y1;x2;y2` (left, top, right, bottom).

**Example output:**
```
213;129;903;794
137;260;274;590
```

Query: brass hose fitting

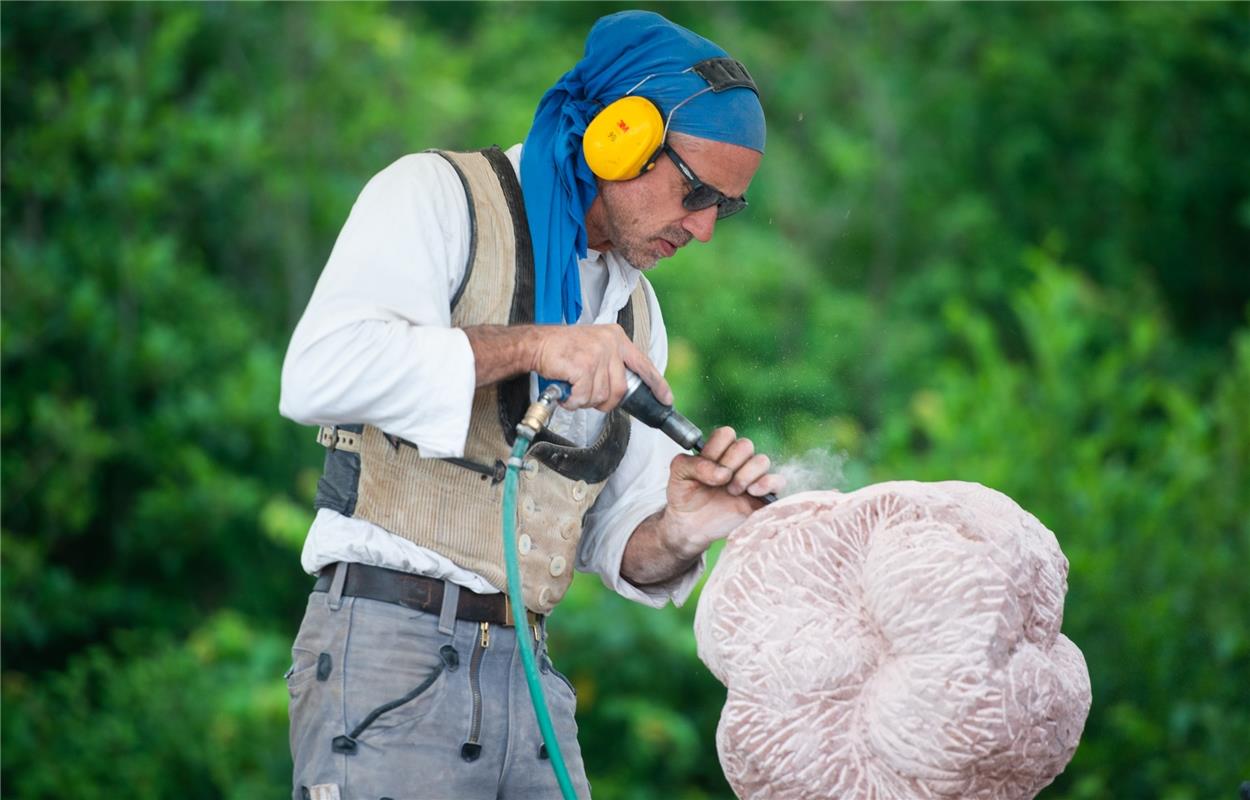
517;383;566;440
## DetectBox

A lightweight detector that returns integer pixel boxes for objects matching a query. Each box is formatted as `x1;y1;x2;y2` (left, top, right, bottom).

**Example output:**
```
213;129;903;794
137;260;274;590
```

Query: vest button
571;480;588;501
523;460;539;480
538;587;552;608
560;518;577;540
548;556;567;577
518;534;532;555
523;496;537;515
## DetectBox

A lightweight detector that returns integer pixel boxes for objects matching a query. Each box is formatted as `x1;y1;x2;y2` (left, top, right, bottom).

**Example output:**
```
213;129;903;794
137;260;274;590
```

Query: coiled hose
503;432;577;799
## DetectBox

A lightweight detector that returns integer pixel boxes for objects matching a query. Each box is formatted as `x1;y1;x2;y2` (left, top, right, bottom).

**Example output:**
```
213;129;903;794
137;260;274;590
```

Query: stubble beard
616;238;660;271
604;218;690;273
598;186;688;272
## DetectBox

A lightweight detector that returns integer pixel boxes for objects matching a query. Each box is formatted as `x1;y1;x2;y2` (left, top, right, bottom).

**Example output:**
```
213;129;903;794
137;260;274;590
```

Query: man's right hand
463;323;672;412
531;323;671;411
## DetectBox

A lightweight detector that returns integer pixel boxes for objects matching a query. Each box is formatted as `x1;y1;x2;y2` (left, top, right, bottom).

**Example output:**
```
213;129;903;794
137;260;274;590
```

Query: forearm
620;507;706;587
462;324;542;386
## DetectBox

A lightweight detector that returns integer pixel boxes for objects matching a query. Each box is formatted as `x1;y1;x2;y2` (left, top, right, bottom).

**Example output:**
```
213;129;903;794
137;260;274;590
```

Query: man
279;10;782;799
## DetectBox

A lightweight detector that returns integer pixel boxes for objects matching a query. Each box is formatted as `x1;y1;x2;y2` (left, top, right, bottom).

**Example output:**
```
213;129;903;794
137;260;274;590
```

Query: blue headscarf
520;11;766;325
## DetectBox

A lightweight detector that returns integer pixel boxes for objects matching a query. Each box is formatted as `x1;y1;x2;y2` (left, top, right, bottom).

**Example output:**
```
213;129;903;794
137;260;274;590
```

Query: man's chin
634;239;679;271
617;245;661;271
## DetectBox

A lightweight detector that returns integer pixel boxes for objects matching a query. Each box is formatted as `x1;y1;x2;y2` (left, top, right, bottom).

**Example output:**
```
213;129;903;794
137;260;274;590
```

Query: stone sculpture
694;481;1091;800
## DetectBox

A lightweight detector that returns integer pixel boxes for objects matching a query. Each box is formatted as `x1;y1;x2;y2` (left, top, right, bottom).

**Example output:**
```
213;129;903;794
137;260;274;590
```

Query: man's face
591;134;762;271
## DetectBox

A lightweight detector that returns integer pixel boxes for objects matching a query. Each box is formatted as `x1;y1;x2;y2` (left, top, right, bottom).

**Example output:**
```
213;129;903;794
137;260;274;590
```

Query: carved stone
695;482;1091;800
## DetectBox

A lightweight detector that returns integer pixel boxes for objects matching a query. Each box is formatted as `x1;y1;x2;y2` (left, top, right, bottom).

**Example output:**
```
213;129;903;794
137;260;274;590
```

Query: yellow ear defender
582;59;759;182
582;95;665;181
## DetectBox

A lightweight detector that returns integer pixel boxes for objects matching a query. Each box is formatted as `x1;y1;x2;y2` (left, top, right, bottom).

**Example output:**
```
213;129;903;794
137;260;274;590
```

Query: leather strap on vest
474;146;633;483
317;426;362;453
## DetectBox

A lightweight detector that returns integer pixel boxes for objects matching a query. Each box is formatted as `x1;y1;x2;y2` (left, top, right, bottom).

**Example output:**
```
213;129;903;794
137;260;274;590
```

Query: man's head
521;11;766;323
587;132;762;270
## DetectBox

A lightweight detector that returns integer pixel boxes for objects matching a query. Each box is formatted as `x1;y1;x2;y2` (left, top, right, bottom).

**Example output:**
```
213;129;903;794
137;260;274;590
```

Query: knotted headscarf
521;10;766;325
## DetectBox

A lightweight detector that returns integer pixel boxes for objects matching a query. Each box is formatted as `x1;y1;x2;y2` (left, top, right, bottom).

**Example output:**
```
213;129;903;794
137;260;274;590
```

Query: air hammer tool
536;375;779;505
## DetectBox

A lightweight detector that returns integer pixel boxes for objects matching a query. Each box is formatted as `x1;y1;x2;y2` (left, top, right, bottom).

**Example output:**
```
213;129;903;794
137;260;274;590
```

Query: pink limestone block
694;481;1091;800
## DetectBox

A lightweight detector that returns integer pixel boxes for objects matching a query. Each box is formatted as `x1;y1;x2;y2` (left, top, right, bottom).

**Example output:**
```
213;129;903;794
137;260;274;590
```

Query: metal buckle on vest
318;426;362;453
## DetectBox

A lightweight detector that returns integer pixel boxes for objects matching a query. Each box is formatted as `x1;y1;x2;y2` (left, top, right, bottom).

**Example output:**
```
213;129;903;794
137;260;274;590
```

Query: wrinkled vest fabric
313;147;652;615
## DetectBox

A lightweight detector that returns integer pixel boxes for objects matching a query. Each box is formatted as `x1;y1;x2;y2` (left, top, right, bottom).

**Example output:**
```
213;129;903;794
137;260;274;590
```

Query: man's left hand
659;426;785;559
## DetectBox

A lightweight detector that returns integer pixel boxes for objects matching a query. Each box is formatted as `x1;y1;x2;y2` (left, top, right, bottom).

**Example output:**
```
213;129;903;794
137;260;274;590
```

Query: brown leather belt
313;562;540;627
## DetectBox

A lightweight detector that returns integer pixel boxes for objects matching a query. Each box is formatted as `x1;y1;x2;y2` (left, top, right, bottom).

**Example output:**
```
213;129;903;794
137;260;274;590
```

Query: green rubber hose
503;434;578;800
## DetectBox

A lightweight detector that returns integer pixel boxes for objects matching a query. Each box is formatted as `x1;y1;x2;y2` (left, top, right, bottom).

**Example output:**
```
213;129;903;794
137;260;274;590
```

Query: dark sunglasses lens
715;196;748;219
682;184;748;219
681;185;722;213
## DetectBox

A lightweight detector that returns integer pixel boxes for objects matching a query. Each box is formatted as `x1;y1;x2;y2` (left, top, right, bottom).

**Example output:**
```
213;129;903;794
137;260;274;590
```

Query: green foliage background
2;3;1247;798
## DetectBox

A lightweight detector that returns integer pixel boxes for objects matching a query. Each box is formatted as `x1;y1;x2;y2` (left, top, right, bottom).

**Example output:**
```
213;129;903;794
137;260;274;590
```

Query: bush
2;613;293;799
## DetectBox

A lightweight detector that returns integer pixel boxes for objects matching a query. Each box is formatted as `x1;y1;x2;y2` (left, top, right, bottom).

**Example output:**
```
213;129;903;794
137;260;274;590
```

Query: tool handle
544;374;775;503
539;378;572;400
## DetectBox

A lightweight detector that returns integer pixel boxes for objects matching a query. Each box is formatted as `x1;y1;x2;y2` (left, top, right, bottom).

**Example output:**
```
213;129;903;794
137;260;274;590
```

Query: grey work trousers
286;572;591;800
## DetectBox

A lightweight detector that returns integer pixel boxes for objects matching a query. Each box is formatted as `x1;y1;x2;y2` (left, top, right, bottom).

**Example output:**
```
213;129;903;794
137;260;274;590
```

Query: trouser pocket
332;659;447;754
289;595;454;799
541;655;578;708
336;598;450;748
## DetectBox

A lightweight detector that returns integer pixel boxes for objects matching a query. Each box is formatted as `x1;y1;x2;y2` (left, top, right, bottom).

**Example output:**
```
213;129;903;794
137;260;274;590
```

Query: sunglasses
661;144;749;220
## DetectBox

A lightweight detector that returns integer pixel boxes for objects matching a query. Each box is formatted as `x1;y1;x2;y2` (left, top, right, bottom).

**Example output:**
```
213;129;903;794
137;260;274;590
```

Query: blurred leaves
2;612;291;800
2;3;1248;799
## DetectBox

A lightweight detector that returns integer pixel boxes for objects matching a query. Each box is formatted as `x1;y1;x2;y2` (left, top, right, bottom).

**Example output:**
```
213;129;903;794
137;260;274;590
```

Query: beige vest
314;147;651;615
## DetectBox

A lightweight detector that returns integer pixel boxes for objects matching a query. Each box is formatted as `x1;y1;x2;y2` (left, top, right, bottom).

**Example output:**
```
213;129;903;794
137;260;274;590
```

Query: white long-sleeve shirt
280;144;700;608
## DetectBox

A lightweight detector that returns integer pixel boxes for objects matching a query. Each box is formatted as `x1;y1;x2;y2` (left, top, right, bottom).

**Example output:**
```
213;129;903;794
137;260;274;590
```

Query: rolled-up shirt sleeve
279;154;478;458
576;278;705;608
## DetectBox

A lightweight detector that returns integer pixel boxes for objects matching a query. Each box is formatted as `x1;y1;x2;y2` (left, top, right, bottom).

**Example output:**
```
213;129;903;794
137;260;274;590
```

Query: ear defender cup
582;95;665;181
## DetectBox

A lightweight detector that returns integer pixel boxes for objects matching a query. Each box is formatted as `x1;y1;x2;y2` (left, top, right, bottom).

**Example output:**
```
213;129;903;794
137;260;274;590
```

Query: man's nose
681;206;718;243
